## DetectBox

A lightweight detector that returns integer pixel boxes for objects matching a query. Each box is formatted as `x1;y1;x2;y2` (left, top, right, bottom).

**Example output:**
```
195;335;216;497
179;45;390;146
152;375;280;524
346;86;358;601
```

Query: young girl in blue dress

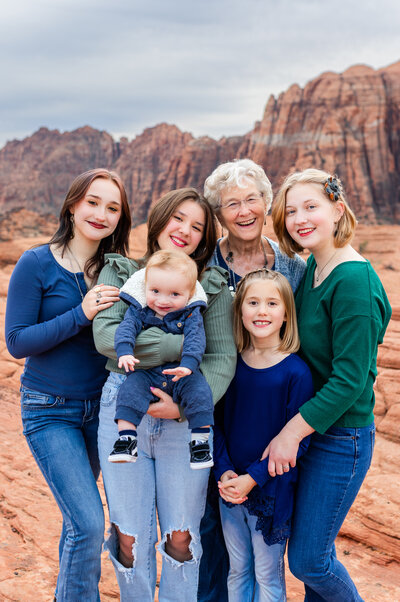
214;269;314;601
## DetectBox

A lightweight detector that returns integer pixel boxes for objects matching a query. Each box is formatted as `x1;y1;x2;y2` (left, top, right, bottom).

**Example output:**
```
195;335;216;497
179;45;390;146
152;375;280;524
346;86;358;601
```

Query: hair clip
324;176;341;201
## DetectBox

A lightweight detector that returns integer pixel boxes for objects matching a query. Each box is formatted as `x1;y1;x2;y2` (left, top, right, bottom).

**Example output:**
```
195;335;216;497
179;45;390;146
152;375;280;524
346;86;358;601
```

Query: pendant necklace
67;245;86;300
315;250;338;283
225;238;268;295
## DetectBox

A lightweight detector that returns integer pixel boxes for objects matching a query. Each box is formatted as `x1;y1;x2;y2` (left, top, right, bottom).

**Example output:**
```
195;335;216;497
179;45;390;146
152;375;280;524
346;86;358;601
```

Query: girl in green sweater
270;168;391;601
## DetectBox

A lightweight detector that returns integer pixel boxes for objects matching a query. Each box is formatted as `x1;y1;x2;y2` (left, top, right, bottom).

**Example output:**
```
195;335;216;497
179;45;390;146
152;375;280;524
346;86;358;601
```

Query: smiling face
145;266;193;317
241;279;286;347
156;199;205;256
218;181;266;242
70;177;122;243
285;182;344;253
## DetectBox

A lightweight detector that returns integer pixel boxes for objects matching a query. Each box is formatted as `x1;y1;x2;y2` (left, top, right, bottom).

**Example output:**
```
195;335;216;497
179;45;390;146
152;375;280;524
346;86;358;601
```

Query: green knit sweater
93;254;237;404
296;256;392;433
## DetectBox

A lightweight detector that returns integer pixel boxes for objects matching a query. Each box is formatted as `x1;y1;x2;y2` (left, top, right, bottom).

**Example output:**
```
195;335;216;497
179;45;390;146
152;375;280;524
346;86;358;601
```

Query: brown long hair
144;188;217;276
48;168;131;278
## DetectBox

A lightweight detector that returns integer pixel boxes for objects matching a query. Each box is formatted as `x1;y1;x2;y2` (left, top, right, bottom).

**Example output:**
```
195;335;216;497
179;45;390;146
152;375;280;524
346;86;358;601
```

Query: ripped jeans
98;371;211;601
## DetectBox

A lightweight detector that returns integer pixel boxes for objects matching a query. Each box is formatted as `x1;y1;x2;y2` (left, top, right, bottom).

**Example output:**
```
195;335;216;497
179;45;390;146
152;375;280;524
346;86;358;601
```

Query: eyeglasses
218;194;264;213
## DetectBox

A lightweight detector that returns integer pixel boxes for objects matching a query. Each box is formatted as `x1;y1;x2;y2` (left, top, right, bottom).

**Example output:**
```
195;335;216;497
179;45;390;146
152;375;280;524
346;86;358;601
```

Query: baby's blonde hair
145;250;198;294
233;269;300;353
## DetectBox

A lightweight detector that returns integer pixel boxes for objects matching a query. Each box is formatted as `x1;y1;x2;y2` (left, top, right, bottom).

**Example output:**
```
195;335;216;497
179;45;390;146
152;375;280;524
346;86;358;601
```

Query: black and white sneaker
189;440;214;470
108;436;138;463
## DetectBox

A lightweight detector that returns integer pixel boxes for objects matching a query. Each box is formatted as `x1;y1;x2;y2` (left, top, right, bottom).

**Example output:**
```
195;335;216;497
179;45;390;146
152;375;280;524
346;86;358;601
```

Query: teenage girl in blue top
214;269;314;601
5;169;131;602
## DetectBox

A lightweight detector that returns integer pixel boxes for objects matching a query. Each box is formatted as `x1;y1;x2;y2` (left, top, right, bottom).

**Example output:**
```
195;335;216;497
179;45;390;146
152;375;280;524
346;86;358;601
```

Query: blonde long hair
272;168;357;257
233;269;299;353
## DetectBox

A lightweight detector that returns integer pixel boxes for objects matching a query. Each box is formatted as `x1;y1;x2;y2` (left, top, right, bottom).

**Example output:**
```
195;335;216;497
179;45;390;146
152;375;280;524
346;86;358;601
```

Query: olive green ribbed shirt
296;256;392;434
93;254;237;404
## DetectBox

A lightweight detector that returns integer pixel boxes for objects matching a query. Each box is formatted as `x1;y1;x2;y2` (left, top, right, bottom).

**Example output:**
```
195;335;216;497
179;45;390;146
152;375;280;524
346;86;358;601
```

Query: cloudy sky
1;0;399;148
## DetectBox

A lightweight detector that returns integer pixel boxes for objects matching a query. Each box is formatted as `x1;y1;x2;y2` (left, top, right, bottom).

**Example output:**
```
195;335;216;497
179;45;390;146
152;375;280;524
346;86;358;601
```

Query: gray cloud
1;0;399;147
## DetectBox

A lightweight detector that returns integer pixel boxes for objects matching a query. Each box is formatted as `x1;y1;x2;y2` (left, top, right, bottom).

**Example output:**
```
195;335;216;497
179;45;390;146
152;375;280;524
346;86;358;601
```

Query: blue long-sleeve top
214;353;314;544
5;244;108;398
115;268;208;373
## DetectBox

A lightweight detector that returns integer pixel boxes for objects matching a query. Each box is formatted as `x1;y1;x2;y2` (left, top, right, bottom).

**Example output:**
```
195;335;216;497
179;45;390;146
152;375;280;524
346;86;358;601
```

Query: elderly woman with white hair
198;159;306;602
204;159;305;295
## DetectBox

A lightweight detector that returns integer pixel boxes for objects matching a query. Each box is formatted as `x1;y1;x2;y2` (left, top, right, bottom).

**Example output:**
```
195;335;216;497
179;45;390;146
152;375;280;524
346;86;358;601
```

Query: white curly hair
203;158;273;213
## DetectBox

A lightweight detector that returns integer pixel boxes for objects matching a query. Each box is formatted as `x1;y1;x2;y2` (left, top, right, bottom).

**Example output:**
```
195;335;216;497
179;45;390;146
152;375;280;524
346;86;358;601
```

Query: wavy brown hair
144;188;217;276
48;168;131;278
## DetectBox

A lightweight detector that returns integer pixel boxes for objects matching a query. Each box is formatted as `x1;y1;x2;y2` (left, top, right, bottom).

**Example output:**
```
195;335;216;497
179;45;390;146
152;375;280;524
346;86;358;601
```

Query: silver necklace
315;250;338;282
67;246;86;300
225;238;268;294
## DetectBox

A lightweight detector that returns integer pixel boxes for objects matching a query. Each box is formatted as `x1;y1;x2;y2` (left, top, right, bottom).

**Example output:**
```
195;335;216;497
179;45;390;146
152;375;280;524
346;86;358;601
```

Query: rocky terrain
1;57;399;600
0;61;399;226
0;221;399;601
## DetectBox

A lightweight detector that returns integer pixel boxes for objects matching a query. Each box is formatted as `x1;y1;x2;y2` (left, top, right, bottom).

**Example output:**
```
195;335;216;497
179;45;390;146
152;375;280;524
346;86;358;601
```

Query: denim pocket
20;387;59;409
100;373;125;408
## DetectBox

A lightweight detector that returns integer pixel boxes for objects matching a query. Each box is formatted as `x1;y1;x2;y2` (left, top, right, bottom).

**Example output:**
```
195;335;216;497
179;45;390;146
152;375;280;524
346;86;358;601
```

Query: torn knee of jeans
158;526;200;568
104;522;138;580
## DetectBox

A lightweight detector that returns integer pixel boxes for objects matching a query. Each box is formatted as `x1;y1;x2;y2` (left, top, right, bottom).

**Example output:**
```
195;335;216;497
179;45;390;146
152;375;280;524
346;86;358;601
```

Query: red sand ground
0;225;399;600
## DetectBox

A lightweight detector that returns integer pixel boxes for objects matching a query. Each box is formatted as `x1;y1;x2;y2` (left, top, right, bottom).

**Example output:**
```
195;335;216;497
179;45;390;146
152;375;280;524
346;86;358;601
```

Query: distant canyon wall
0;62;399;226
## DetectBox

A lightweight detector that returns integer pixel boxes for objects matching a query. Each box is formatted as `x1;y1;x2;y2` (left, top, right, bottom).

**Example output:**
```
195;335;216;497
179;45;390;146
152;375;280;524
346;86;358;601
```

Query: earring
70;214;74;239
333;219;340;236
264;214;267;226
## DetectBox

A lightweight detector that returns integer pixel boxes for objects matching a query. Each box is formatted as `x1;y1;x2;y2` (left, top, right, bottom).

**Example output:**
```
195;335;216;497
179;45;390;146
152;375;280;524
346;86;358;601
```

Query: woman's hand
146;388;181;420
261;431;300;477
82;284;120;321
261;414;314;477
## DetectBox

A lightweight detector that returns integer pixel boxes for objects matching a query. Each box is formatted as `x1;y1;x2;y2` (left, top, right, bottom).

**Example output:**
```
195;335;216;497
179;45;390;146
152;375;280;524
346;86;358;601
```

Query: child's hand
220;470;238;483
118;354;140;372
218;470;244;504
218;473;256;505
162;366;192;382
218;470;247;504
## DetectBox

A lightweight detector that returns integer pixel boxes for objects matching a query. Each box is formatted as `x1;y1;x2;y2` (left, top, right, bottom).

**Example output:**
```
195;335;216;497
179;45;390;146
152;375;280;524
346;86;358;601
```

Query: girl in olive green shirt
93;188;236;602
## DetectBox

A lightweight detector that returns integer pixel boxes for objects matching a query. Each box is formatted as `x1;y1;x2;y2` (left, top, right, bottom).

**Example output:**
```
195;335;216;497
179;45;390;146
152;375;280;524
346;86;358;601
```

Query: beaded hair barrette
324;176;341;201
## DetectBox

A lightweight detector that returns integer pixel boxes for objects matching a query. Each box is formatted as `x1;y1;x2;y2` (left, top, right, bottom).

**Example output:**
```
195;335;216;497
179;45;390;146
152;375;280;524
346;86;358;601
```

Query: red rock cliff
0;62;399;224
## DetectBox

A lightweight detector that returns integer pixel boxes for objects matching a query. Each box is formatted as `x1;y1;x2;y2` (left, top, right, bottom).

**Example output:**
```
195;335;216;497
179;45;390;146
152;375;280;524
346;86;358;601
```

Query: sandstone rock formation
0;126;118;214
0;224;399;600
1;62;399;225
245;63;400;224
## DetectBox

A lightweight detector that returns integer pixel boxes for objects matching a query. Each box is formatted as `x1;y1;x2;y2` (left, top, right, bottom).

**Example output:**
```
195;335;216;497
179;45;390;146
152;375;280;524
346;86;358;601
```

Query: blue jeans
219;499;286;601
20;386;104;602
198;475;229;601
288;424;375;601
98;371;211;602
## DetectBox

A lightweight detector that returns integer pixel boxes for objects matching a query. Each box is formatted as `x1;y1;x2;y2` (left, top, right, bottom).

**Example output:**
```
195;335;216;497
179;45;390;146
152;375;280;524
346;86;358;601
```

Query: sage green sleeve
200;268;237;404
135;329;183;368
93;258;131;370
